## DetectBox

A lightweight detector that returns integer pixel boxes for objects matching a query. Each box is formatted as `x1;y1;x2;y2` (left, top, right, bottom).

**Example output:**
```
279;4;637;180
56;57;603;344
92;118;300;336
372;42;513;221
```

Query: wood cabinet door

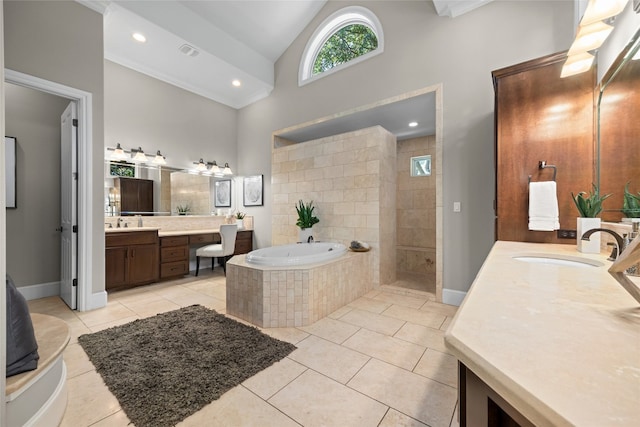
137;179;154;214
128;244;159;285
105;246;128;290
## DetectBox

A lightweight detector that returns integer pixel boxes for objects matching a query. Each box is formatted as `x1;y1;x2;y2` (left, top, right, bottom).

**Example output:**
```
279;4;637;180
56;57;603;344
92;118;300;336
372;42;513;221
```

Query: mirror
598;29;640;223
104;160;237;216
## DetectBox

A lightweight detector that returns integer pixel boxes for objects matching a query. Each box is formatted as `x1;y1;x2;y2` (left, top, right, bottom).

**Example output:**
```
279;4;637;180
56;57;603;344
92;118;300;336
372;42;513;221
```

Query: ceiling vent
178;44;199;57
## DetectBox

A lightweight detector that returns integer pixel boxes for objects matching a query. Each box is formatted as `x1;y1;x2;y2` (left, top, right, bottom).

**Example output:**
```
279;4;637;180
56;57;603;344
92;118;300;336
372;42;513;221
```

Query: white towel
528;181;560;231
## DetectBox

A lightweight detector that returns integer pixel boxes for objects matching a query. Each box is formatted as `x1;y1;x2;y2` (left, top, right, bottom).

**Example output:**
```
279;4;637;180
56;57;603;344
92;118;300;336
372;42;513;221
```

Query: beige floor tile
88;315;140;333
364;289;381;299
75;302;136;328
339;308;405;335
151;283;201;299
394;322;452;355
64;342;95;379
178;385;300;427
28;296;78;322
348;358;457;427
379;408;428;427
299;316;360;344
120;297;181;318
165;292;222;309
342;329;425;370
440;316;453;331
184;279;226;299
242;357;307;399
421;300;459;317
60;370;121;427
288;335;370;384
64;317;92;345
372;291;429;309
90;410;132;427
413;348;458;388
269;369;388;426
382;304;447;329
348;296;393;313
261;327;310;345
107;287;165;305
327;304;353;319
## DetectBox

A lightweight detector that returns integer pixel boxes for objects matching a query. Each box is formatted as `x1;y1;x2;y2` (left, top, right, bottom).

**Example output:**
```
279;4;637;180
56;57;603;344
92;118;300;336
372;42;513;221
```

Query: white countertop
105;227;251;236
445;241;640;426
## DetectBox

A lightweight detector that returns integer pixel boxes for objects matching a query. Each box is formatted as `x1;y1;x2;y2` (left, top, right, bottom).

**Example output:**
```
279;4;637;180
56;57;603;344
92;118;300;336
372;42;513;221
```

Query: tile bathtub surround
226;251;374;327
27;270;460;427
272;126;397;286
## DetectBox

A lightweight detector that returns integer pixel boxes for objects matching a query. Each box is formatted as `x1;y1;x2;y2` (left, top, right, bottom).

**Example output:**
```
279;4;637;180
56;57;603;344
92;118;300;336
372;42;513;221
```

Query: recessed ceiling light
132;32;146;43
232;79;242;87
408;121;419;127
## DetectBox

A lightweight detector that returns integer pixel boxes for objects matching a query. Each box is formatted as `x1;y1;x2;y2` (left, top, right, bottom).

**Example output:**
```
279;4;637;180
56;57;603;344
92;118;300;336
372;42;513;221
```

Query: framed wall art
214;179;232;208
243;175;263;206
5;136;16;209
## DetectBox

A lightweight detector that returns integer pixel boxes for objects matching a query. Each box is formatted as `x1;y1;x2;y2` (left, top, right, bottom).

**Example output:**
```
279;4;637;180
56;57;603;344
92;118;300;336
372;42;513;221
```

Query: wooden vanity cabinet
160;235;190;279
105;230;159;291
114;177;154;215
235;230;253;255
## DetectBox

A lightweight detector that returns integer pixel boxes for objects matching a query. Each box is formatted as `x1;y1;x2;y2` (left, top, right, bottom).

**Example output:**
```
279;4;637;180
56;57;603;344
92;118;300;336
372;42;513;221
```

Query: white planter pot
576;217;601;253
298;228;313;243
236;219;244;230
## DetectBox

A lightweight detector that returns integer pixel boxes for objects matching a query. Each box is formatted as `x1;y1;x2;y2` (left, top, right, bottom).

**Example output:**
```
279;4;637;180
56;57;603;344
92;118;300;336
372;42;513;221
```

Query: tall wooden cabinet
492;51;596;243
114;177;154;215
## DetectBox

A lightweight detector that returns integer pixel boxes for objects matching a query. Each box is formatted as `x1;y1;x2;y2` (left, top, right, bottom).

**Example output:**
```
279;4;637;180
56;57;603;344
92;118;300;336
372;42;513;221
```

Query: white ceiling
80;0;492;139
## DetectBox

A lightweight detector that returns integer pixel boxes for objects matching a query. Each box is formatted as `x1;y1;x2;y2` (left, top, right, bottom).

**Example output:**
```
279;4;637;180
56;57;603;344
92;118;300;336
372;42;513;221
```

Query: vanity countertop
104;227;160;233
444;241;640;426
105;227;252;236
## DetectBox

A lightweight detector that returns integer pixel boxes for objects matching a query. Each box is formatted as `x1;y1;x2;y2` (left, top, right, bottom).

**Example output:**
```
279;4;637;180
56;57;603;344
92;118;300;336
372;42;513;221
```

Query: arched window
299;6;384;86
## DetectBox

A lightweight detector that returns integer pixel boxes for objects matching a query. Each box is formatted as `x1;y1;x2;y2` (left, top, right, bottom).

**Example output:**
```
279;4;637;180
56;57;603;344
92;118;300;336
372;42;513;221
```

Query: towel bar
528;161;557;183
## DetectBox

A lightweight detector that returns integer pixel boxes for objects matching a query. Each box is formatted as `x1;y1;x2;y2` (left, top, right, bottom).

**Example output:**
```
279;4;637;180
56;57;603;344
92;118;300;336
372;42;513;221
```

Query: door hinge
72;278;78;287
72;119;78;127
73;225;78;233
73;172;78;180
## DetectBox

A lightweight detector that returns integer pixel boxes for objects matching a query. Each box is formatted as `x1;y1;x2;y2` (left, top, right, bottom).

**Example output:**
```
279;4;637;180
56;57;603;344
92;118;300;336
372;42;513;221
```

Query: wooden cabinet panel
114;177;154;215
105;231;159;291
234;230;253;255
161;245;189;263
161;236;189;247
493;52;596;244
189;233;217;244
105;247;128;289
128;244;159;285
160;261;189;278
160;235;190;280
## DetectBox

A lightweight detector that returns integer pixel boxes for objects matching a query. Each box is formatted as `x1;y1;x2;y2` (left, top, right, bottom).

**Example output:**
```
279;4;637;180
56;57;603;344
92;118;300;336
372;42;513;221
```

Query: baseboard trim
17;282;60;301
443;288;467;307
89;291;108;311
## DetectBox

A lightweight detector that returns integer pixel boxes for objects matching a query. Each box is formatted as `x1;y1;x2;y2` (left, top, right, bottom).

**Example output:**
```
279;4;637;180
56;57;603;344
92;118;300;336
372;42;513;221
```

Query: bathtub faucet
307;235;314;243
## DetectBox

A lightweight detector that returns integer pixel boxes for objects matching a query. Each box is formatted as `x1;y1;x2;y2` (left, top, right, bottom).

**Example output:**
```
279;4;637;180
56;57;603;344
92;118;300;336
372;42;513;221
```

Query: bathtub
246;242;347;267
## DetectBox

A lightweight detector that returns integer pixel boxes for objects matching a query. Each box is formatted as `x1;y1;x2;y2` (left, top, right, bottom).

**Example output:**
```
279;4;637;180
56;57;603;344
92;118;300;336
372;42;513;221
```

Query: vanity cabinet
235;230;253;255
105;230;159;291
159;235;190;280
114;177;154;215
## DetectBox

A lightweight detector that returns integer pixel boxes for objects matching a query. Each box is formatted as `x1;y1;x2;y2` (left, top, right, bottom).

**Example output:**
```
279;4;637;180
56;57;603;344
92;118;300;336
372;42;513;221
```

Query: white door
60;102;77;309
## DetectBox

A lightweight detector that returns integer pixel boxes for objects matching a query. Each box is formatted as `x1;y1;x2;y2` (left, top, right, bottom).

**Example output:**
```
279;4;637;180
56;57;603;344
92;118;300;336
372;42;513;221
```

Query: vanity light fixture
567;21;614;55
131;147;148;162
195;159;208;172
209;160;221;174
580;0;629;27
112;143;128;160
153;150;167;165
560;52;595;78
222;163;233;175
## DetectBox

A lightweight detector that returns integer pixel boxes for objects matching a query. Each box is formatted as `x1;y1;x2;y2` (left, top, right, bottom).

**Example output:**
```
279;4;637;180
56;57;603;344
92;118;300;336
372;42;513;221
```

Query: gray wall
5;83;69;287
236;1;574;294
105;60;237;173
4;0;105;295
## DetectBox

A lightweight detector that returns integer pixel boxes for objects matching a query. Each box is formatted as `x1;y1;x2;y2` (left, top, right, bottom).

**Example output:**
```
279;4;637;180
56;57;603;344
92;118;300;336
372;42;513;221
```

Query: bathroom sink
513;253;605;268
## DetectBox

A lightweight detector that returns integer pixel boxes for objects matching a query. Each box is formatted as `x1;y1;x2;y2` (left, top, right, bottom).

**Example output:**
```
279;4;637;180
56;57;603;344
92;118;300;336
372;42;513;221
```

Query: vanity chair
195;224;238;276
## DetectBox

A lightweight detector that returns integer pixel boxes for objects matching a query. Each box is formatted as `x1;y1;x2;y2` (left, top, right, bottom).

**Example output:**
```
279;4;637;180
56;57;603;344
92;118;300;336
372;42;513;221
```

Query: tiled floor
27;270;460;427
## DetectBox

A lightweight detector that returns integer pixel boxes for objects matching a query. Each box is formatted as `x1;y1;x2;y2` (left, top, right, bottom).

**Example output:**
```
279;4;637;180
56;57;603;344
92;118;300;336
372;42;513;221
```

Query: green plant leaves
571;183;611;218
622;182;640;218
295;200;320;229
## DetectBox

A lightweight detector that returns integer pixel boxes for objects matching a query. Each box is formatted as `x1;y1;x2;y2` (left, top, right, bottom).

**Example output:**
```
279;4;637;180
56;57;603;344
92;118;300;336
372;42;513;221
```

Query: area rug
78;304;296;427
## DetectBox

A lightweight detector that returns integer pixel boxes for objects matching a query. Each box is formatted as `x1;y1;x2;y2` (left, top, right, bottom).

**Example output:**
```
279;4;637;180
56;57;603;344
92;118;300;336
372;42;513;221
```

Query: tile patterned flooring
27;270;460;427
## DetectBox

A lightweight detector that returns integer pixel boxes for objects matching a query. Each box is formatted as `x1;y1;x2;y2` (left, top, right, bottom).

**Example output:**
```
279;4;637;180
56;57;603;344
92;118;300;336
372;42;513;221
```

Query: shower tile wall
170;172;210;215
272;126;397;286
396;135;436;284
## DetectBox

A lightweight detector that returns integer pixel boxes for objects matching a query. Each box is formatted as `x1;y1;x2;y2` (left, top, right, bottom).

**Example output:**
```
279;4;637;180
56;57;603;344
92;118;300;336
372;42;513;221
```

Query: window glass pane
312;24;378;75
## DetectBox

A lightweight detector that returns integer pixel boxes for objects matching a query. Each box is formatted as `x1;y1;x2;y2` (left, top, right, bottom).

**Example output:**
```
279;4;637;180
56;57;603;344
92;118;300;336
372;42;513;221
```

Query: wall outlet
557;229;577;239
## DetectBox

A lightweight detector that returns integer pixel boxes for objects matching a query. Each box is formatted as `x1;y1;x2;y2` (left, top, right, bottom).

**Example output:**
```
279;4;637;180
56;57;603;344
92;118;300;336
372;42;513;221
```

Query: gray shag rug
78;304;296;427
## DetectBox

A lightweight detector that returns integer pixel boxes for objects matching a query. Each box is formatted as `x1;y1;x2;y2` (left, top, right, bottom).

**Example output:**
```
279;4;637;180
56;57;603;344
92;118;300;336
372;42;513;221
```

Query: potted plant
622;182;640;221
235;211;246;230
571;184;611;253
176;204;190;216
295;200;319;242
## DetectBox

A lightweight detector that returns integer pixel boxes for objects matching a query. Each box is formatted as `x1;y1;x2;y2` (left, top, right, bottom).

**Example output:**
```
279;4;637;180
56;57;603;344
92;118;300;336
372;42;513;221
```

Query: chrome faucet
117;217;123;228
307;235;314;243
581;228;625;260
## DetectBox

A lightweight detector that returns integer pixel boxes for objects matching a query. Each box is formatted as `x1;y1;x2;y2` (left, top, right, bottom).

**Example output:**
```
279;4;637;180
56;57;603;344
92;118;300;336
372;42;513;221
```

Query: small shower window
411;155;431;177
299;6;384;86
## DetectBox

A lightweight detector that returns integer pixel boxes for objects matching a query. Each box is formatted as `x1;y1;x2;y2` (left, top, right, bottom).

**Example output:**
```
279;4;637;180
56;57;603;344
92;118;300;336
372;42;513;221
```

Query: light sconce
209;160;221;174
131;147;148;162
153;150;166;165
195;158;208;172
223;163;233;175
561;0;629;78
112;143;128;160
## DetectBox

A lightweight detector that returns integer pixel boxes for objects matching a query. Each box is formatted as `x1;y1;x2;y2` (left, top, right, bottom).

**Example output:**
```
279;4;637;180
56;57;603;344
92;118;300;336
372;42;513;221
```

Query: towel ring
528;161;557;183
